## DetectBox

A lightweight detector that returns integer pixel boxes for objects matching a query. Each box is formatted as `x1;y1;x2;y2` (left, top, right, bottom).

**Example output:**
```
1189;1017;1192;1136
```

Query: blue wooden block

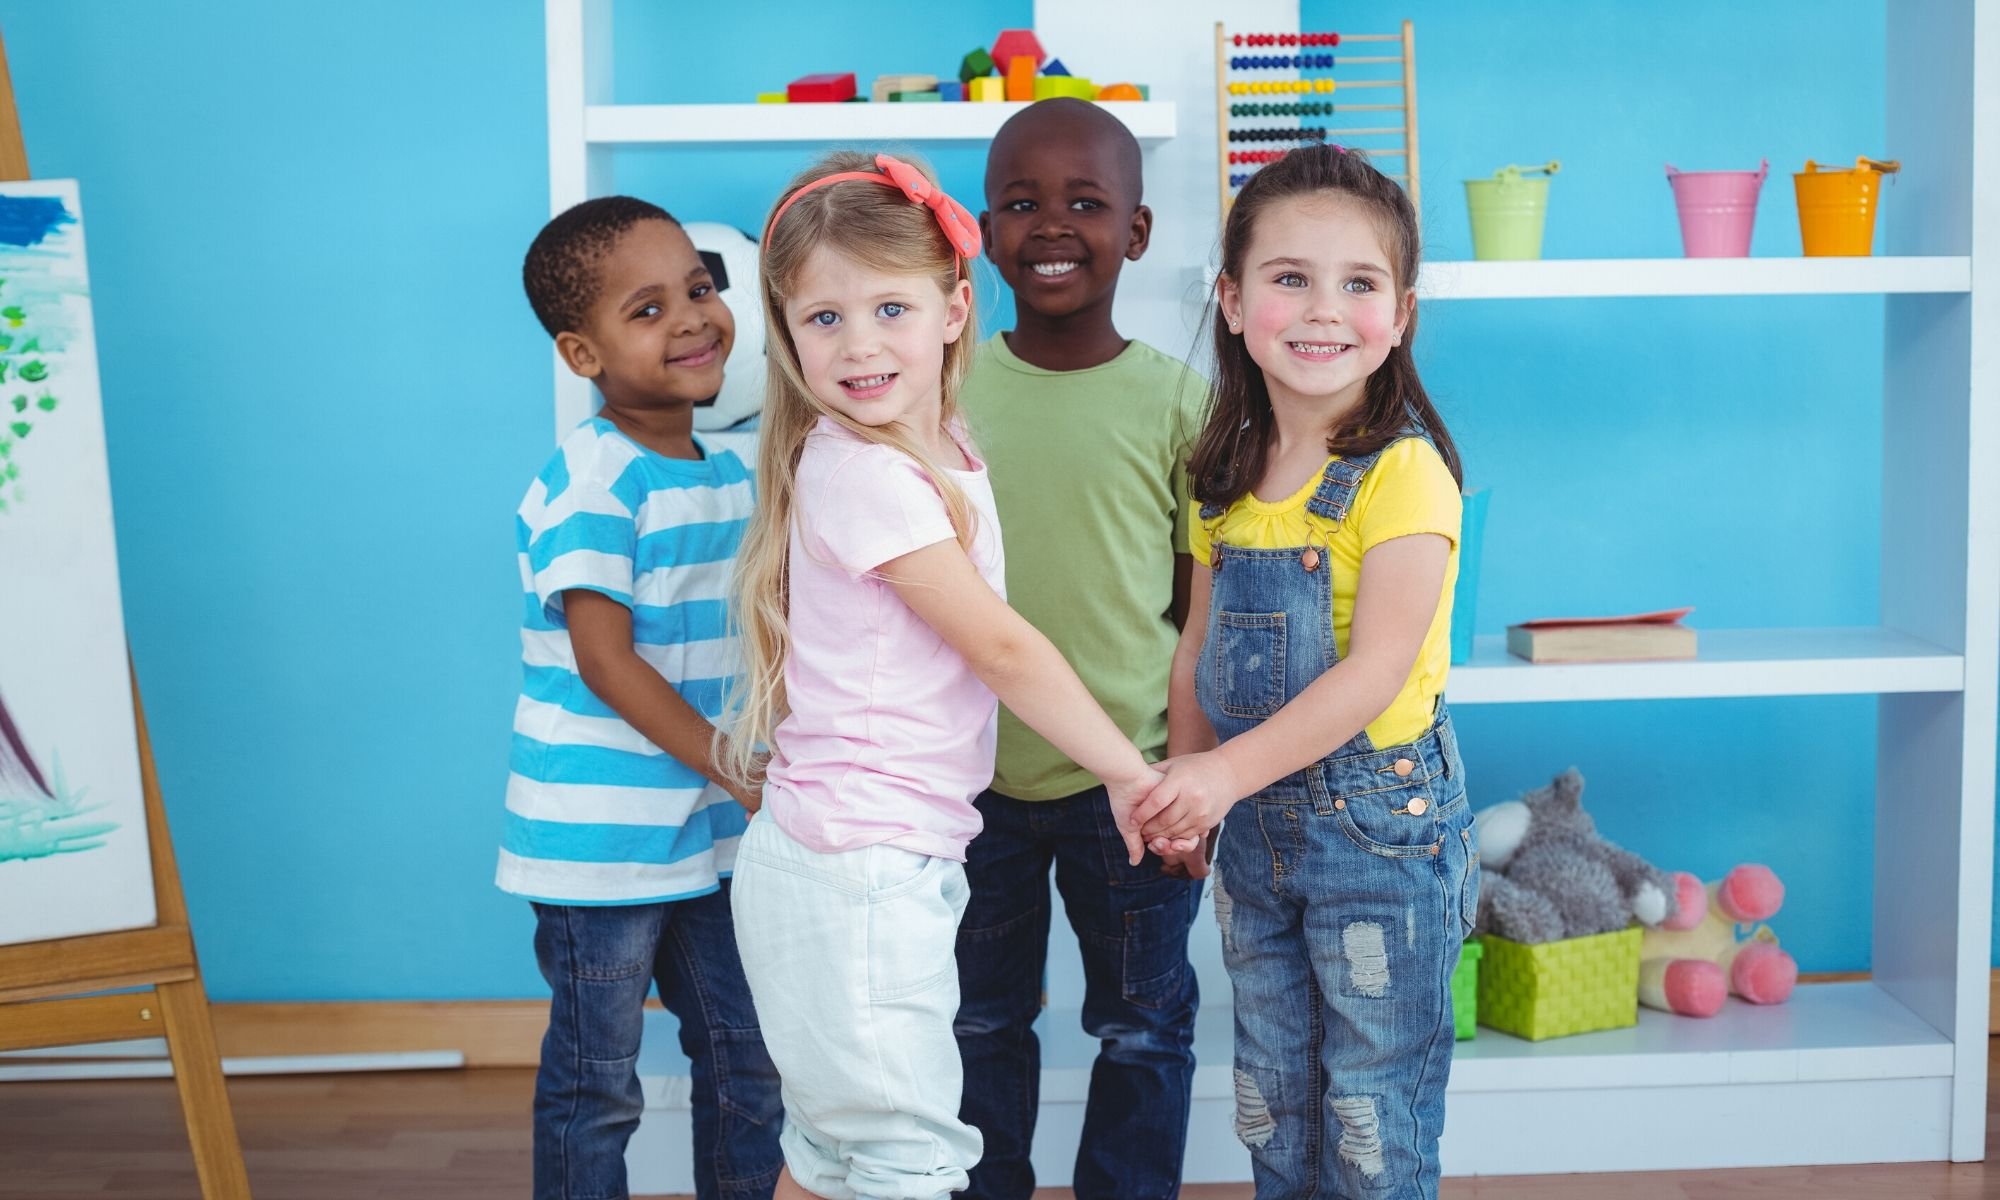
1043;57;1070;77
939;81;963;101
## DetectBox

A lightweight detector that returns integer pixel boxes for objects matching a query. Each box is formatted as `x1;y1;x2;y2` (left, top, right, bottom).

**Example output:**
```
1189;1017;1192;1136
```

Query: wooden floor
5;1046;2000;1199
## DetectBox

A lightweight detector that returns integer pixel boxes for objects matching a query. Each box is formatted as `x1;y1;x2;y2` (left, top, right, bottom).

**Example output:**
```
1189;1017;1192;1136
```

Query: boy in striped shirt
505;197;781;1200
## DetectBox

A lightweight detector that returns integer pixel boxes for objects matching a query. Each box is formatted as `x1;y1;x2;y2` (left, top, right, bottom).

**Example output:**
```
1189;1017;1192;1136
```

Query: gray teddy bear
1474;768;1678;944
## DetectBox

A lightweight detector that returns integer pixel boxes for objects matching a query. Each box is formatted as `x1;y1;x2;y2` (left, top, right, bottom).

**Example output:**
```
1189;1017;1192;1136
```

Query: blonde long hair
719;150;982;788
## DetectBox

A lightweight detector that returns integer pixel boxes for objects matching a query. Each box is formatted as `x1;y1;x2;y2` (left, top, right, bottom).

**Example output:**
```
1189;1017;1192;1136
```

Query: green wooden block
891;91;941;102
959;46;995;84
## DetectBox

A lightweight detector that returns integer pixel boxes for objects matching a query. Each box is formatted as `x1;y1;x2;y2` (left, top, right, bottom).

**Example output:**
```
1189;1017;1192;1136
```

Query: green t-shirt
959;332;1206;801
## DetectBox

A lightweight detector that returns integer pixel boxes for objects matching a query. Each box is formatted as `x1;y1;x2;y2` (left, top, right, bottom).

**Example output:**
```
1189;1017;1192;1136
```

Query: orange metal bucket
1794;157;1900;256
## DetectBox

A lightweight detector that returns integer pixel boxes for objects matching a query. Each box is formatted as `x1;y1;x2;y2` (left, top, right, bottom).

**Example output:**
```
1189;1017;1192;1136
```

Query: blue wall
3;0;1968;999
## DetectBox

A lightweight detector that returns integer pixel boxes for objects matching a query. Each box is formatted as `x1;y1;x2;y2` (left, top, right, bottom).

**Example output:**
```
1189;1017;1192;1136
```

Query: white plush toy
683;222;765;451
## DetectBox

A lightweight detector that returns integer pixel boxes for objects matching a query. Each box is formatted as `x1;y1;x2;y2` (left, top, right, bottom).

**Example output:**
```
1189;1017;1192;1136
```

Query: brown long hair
719;150;980;789
1188;145;1462;509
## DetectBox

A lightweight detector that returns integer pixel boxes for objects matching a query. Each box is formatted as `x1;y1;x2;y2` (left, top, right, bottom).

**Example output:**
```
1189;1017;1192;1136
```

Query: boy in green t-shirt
954;98;1206;1200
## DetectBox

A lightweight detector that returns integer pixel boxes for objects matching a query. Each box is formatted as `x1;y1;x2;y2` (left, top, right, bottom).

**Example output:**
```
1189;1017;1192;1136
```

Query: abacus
1213;22;1420;224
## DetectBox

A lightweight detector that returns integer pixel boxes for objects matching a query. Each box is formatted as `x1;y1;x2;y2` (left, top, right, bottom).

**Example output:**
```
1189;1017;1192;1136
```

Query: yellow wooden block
1032;76;1096;101
969;76;1006;102
756;92;789;104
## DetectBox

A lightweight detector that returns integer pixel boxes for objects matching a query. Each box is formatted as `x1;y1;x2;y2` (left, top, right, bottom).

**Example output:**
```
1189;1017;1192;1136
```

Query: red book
788;73;857;103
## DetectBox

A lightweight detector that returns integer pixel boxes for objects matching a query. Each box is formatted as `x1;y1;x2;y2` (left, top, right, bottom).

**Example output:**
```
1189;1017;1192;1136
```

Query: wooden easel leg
158;976;252;1198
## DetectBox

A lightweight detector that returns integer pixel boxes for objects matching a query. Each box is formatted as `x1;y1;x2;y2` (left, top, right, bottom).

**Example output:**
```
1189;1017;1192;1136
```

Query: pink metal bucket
1666;159;1768;257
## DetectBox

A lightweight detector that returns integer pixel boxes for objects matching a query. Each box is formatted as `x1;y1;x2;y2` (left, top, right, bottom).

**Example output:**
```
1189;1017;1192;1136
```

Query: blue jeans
533;884;784;1200
953;786;1202;1200
1213;718;1476;1200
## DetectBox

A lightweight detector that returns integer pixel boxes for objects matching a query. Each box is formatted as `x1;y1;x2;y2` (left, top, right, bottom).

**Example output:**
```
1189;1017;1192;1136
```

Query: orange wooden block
1005;55;1035;102
1097;82;1143;101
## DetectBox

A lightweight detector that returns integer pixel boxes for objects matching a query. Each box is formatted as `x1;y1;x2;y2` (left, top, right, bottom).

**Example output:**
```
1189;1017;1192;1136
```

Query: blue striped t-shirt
497;418;753;905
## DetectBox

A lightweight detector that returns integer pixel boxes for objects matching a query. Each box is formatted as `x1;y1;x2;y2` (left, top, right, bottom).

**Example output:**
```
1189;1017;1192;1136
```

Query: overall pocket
1211;610;1287;718
1332;774;1466;860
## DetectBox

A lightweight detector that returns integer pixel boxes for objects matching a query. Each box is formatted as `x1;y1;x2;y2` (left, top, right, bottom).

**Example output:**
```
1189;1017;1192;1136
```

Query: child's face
1220;195;1414;416
981;134;1149;321
564;219;735;412
782;246;971;436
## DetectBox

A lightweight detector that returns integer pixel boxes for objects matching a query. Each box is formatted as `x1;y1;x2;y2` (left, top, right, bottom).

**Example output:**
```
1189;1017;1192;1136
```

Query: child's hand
1158;826;1220;881
724;752;769;814
1105;762;1198;866
1140;751;1244;853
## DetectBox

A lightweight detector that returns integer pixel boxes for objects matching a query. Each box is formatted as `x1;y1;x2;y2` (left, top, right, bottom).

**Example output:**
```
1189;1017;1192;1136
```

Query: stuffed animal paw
1638;863;1798;1017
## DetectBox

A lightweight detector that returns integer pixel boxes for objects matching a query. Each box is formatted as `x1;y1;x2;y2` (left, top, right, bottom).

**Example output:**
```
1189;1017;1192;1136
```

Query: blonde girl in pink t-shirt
717;151;1195;1200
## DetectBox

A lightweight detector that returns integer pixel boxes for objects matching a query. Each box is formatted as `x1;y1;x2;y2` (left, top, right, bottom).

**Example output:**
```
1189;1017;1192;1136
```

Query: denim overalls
1196;439;1477;1200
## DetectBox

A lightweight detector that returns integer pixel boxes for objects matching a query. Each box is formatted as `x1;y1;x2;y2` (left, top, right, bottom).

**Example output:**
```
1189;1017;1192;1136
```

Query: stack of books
1506;607;1696;664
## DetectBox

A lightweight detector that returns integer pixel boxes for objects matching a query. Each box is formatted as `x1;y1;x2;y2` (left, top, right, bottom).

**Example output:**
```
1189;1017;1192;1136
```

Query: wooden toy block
1033;76;1096;101
1043;57;1070;77
891;91;941;102
969;75;1006;102
1096;82;1143;101
1005;55;1035;101
871;73;937;103
787;72;856;103
756;91;790;104
991;28;1046;73
959;47;994;84
938;81;963;102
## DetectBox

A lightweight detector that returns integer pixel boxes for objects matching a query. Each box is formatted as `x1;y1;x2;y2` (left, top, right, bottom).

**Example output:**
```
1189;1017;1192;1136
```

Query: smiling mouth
840;372;897;397
667;340;721;368
1288;341;1353;359
1028;260;1081;278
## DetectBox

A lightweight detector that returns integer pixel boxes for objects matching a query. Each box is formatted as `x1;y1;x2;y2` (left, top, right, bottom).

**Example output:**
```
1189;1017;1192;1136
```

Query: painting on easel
0;179;155;946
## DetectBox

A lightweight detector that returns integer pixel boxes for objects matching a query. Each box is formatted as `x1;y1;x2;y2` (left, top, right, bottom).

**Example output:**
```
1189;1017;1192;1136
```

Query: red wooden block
991;27;1046;73
787;72;856;103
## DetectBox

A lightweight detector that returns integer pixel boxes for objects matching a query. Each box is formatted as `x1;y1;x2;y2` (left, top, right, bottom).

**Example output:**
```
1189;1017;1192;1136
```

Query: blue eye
1276;272;1307;288
808;311;839;328
878;302;907;319
1344;277;1376;293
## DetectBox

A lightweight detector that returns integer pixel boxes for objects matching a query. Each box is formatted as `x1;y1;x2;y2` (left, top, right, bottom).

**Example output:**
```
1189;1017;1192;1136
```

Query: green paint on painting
35;395;54;412
18;361;46;383
9;421;28;438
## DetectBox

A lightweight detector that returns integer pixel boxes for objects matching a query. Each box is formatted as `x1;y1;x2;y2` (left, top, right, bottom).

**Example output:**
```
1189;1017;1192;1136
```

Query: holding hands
1135;749;1245;867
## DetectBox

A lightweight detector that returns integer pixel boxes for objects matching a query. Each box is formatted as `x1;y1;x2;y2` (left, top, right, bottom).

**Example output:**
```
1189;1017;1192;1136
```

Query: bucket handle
1664;158;1767;182
1802;157;1902;175
1493;160;1560;181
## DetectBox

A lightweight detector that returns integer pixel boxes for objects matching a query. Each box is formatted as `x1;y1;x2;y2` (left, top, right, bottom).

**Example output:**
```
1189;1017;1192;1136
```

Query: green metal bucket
1464;161;1560;261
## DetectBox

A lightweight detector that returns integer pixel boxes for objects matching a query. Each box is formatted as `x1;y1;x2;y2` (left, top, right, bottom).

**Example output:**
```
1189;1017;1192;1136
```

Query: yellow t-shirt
1187;438;1460;749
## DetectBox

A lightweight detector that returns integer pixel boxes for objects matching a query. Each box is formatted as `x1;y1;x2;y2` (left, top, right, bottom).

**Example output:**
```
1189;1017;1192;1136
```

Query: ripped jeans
1210;716;1478;1200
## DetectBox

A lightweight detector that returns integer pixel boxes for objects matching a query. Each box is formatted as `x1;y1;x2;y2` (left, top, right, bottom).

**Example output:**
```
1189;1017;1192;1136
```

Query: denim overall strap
1301;427;1431;524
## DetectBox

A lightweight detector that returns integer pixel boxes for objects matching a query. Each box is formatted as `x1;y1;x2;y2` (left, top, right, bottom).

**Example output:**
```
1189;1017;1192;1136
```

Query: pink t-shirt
761;417;1007;861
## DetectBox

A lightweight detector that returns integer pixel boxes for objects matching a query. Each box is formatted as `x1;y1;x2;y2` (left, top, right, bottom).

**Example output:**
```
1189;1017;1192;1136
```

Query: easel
0;28;252;1199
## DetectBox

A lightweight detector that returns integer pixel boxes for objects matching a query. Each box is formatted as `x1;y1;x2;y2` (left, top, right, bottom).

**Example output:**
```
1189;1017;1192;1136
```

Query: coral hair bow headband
765;153;982;276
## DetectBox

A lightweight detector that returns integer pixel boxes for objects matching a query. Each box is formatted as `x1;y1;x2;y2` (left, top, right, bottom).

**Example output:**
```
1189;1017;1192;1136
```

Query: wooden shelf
583;101;1178;145
1445;626;1963;704
1421;256;1972;300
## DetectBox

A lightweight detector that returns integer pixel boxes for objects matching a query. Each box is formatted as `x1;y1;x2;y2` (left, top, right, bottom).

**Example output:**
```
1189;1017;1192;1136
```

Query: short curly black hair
522;196;679;337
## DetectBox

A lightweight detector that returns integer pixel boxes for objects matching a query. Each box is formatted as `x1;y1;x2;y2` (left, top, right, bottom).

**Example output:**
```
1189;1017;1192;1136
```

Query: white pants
730;812;981;1200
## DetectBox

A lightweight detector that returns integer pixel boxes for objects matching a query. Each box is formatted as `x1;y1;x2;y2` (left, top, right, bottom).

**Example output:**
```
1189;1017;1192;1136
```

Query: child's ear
555;330;603;379
978;210;994;263
1125;203;1154;262
941;276;973;344
1391;287;1416;347
1216;273;1242;333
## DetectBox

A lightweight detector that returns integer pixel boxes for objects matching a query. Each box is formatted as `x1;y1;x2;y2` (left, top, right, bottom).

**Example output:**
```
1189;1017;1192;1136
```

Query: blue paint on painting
0;195;73;248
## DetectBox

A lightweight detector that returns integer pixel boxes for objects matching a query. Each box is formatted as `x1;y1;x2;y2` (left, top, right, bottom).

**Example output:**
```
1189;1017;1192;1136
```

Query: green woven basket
1476;927;1642;1041
1451;940;1482;1040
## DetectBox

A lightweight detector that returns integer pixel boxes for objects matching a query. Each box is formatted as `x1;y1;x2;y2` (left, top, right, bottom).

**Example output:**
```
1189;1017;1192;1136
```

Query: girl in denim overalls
1136;145;1474;1198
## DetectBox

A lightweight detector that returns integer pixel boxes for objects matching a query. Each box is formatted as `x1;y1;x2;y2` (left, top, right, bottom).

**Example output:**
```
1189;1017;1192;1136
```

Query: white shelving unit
547;0;1997;1185
585;101;1177;146
1421;254;1973;300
